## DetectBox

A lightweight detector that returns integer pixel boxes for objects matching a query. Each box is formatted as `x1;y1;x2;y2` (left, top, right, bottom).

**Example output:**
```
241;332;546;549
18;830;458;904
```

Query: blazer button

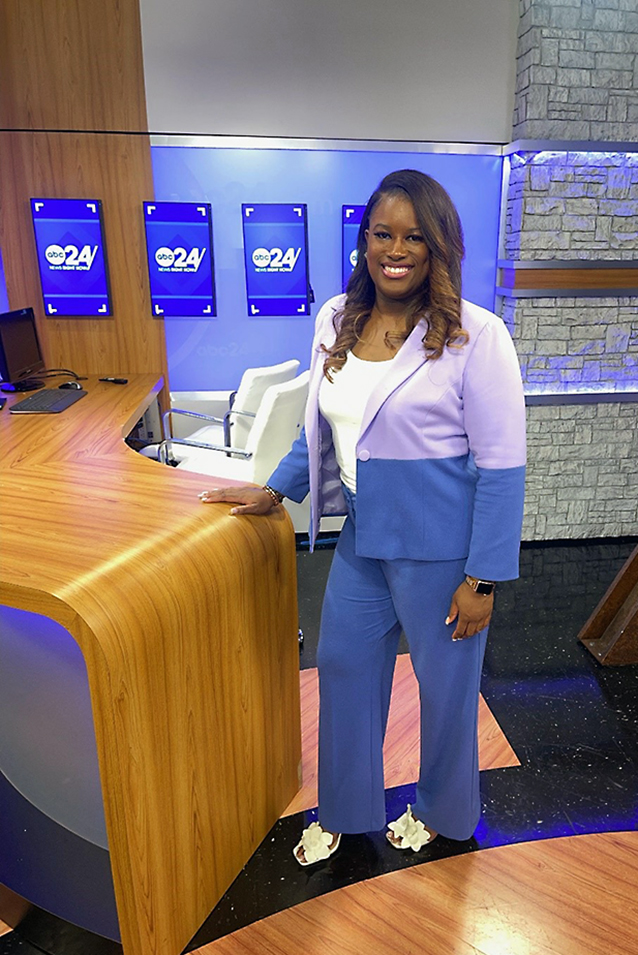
358;449;370;462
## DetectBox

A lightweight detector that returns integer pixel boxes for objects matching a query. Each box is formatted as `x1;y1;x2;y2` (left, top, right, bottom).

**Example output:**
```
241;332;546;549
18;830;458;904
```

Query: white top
319;351;395;493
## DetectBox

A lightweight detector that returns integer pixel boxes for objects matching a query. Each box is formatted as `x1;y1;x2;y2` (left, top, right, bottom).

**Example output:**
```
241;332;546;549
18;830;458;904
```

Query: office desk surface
0;377;301;955
1;375;163;464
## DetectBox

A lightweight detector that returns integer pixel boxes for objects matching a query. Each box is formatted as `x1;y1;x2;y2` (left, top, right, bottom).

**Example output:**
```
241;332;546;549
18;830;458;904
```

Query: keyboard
10;388;87;414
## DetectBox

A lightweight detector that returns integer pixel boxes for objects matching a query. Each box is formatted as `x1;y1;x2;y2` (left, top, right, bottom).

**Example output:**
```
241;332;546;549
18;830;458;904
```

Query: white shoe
293;821;342;866
386;805;436;851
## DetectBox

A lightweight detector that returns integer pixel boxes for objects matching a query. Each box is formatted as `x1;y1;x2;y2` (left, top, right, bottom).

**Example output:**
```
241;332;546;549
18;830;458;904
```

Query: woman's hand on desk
445;583;494;641
198;486;277;516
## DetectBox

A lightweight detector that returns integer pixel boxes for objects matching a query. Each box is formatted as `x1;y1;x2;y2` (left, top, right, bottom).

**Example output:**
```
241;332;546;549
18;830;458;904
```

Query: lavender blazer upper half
269;294;527;580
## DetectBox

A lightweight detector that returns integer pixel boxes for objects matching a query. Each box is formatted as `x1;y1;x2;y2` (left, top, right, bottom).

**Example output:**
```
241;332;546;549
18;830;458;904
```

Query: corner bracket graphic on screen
342;205;365;292
30;198;112;316
242;204;310;317
144;201;216;318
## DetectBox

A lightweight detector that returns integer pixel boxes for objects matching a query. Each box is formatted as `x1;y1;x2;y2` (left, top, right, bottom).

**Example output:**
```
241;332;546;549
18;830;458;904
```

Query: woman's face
364;194;430;305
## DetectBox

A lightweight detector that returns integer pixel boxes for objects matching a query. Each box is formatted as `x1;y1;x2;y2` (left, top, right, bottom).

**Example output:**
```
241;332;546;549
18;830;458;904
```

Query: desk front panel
0;377;301;955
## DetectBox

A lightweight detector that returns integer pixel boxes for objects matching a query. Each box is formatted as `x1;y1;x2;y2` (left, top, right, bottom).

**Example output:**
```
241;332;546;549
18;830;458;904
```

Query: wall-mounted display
143;201;216;317
342;205;366;291
152;145;503;389
242;203;310;316
30;198;112;316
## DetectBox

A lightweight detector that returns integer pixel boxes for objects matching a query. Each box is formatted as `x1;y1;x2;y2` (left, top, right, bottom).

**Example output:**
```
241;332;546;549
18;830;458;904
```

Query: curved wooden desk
0;376;301;955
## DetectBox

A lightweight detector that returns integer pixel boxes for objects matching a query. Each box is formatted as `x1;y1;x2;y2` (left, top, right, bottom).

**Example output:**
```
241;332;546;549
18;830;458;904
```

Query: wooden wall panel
0;131;167;384
0;0;168;395
0;0;148;132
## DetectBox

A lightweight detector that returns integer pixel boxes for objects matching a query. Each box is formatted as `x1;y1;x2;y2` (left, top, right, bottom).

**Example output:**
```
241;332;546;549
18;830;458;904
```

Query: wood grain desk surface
0;376;237;605
0;376;301;955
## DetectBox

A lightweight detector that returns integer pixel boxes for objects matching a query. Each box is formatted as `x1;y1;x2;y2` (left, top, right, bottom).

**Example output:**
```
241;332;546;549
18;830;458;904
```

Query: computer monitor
0;307;46;391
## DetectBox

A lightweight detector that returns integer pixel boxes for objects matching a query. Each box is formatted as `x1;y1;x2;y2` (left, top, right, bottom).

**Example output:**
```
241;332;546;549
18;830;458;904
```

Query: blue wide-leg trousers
316;502;488;840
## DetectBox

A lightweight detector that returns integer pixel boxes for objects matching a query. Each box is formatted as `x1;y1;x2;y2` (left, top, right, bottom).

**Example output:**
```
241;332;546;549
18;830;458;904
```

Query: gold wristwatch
465;575;495;596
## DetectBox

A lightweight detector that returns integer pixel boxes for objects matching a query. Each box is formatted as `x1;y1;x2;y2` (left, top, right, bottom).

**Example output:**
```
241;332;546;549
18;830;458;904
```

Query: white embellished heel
293;821;342;866
386;805;437;851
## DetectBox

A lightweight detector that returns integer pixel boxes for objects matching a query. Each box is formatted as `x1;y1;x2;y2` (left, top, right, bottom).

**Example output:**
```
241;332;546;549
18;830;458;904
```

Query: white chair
159;371;344;538
162;372;310;492
166;371;344;537
141;359;300;460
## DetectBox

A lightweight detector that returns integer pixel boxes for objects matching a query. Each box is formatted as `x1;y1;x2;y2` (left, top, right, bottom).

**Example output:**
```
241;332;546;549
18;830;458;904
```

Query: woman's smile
365;194;430;303
381;263;414;278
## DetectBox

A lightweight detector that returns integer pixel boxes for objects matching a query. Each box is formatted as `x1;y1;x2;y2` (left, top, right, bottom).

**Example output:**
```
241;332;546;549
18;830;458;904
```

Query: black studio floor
3;538;638;955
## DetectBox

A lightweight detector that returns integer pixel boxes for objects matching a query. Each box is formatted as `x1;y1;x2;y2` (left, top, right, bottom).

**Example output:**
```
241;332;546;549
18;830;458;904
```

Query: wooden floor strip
196;830;638;955
284;654;519;817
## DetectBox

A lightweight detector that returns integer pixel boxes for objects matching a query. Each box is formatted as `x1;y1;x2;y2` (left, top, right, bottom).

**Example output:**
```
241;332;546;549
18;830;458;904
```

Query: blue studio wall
151;146;503;390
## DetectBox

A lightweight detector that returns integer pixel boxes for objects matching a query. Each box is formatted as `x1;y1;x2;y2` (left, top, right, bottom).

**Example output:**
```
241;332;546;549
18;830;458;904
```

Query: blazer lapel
359;318;428;440
306;310;338;430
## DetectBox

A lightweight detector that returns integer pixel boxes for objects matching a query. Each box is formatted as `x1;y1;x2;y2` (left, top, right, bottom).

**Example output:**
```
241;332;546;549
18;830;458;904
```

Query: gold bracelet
262;485;284;507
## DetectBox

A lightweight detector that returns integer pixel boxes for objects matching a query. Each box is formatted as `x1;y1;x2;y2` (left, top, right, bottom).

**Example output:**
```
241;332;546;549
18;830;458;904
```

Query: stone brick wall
524;401;638;539
503;148;638;393
504;1;638;543
501;295;638;389
514;0;638;141
505;152;638;261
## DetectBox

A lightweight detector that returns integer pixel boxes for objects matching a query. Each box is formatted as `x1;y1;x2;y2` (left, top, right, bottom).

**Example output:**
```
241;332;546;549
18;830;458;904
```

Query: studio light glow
511;150;638;168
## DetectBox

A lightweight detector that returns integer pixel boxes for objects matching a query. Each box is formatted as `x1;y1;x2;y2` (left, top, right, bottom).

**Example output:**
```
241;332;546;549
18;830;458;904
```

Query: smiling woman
199;168;527;869
323;169;468;376
364;195;431;301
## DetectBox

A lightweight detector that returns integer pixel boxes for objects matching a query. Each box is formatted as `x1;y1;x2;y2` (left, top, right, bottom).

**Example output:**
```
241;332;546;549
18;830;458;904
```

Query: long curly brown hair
323;169;467;380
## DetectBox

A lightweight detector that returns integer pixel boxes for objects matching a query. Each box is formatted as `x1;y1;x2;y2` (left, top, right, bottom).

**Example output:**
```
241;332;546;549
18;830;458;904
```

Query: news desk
0;376;301;955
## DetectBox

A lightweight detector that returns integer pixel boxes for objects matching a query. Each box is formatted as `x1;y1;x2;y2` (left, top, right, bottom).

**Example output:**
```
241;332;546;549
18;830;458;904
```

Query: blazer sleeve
267;426;311;503
266;294;344;504
462;318;527;581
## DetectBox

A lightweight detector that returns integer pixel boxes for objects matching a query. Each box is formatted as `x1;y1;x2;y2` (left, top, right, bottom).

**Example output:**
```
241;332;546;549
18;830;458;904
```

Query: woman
200;169;526;865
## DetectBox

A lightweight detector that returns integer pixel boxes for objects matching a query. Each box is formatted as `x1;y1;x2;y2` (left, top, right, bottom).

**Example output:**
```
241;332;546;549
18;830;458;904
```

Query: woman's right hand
198;485;278;516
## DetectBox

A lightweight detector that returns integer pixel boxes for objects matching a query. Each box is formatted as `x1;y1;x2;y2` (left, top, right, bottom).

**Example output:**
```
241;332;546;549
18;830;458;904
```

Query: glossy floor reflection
197;832;638;955
2;539;637;955
187;538;638;950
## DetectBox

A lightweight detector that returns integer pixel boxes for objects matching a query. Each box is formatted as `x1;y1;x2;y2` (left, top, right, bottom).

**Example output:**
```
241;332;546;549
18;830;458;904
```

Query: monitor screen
0;307;45;384
342;205;365;291
143;201;216;317
30;198;112;316
242;203;310;317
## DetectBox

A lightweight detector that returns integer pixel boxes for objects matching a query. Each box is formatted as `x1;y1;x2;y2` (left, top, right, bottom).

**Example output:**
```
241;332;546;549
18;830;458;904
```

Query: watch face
476;581;494;595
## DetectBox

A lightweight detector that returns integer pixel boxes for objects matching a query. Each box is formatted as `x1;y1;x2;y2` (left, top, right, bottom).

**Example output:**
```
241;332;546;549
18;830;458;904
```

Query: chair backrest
232;359;300;413
228;359;300;447
244;371;310;485
167;360;300;443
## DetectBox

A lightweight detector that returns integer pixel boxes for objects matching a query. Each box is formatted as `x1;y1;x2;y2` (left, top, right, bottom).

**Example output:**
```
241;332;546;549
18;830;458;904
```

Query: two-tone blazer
269;294;527;581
